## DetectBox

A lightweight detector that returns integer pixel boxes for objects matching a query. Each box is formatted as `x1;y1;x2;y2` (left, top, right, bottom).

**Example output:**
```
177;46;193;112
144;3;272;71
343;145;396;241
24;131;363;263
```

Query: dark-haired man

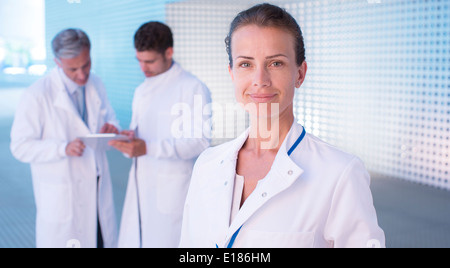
109;21;211;248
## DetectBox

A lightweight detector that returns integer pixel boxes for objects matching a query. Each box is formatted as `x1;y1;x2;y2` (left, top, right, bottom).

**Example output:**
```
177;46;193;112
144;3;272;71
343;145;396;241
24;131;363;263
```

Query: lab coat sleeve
323;157;386;248
146;82;212;160
10;90;68;163
178;149;209;248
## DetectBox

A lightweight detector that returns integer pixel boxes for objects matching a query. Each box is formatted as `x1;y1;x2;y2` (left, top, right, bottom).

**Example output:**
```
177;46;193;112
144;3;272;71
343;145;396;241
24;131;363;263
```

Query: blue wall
45;0;178;127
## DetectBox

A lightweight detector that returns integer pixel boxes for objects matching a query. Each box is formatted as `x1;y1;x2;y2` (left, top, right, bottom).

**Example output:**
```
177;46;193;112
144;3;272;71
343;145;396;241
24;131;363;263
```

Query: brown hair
134;21;173;53
225;3;306;67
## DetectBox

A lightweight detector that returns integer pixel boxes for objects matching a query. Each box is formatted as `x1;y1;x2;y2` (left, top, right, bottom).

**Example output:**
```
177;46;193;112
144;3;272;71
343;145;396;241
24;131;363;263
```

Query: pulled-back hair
225;3;306;67
134;21;173;53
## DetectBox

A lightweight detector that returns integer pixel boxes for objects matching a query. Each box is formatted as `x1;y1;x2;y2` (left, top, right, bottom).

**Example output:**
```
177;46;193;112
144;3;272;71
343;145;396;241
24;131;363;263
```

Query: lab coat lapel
85;81;101;133
51;68;78;115
224;123;306;247
210;129;249;245
129;64;179;131
51;68;90;133
139;62;181;98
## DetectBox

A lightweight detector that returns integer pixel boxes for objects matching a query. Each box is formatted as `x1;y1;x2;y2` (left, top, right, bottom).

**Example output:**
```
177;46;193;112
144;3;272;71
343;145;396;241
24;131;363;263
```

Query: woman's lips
249;93;277;103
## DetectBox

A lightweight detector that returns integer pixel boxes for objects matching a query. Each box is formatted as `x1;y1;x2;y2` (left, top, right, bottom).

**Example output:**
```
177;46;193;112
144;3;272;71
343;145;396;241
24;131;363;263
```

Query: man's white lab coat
118;62;211;248
10;68;119;248
179;122;385;248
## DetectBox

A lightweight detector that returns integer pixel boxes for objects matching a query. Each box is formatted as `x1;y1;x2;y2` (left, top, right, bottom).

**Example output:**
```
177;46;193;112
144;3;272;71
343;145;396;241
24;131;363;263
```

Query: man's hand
109;137;147;158
66;138;86;157
120;130;136;140
100;123;119;134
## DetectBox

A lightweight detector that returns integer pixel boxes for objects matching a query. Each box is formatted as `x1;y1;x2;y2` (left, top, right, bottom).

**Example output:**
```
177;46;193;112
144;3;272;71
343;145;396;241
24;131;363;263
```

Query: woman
179;3;385;248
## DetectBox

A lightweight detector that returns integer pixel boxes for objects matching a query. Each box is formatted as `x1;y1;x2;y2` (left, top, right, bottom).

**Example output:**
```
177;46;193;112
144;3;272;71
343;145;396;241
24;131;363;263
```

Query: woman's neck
247;111;294;155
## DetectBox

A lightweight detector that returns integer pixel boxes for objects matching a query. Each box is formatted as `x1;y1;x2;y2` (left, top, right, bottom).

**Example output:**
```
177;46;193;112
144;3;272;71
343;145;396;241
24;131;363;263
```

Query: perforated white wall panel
167;0;450;189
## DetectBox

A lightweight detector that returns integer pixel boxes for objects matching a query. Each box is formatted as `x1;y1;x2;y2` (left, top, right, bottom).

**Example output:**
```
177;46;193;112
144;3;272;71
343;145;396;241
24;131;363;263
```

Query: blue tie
75;86;88;124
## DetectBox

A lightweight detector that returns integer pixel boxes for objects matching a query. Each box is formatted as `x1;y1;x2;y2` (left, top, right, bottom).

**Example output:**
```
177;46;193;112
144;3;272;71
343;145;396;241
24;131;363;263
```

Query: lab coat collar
143;61;181;84
52;68;80;117
137;61;182;100
58;67;79;95
223;120;306;162
130;61;182;130
51;67;100;133
216;121;306;247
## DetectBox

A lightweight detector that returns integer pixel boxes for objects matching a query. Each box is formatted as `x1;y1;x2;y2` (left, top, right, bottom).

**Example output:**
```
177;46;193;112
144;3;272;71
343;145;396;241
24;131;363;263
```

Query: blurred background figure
109;21;211;248
10;28;120;248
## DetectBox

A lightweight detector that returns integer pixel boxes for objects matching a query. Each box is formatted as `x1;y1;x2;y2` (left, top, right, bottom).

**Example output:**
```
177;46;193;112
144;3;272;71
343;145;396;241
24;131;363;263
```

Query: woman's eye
239;62;251;68
271;61;283;67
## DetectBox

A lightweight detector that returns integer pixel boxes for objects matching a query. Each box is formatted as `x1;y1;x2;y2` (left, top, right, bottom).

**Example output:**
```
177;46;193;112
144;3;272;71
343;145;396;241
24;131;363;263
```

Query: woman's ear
295;61;307;88
228;64;234;81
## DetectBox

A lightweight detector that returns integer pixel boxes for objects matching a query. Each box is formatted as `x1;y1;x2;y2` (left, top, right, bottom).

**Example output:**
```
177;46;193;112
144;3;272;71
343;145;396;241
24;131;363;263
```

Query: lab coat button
224;181;228;186
288;170;293;175
220;160;224;164
262;192;267;198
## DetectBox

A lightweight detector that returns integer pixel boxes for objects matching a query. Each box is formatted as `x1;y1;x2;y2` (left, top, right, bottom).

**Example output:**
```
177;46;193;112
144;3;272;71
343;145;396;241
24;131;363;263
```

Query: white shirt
230;174;244;225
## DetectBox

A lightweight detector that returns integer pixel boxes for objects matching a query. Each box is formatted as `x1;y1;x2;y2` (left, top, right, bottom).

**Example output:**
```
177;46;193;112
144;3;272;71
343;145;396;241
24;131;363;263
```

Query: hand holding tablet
79;133;130;151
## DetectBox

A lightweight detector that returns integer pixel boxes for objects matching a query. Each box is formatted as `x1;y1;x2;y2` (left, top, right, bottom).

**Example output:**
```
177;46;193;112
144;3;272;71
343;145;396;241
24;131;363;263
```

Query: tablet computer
79;133;130;151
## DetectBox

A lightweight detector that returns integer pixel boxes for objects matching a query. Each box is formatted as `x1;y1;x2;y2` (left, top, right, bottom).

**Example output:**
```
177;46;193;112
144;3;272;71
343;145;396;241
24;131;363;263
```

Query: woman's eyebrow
235;54;288;60
235;55;254;60
265;54;288;59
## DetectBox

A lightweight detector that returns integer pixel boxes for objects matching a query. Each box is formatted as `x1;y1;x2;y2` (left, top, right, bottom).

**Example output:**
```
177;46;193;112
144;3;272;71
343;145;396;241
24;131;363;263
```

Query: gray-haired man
10;28;119;248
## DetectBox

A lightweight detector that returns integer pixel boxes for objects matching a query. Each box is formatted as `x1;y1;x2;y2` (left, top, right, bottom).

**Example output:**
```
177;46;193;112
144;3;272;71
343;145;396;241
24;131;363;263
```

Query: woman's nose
253;66;271;88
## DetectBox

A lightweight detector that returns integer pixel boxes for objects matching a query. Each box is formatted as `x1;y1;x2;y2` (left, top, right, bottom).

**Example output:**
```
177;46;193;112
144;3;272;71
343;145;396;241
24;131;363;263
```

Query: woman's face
229;25;307;119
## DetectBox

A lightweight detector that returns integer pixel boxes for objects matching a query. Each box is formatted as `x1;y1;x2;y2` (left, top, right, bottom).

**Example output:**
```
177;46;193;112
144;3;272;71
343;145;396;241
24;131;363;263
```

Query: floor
1;88;449;248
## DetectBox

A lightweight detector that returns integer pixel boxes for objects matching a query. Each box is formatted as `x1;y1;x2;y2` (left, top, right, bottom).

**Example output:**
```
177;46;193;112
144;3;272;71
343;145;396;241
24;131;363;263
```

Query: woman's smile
248;93;278;103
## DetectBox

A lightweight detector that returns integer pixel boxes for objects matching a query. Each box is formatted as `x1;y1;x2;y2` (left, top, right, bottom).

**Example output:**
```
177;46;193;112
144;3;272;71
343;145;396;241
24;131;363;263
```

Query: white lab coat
10;68;119;248
179;121;385;248
118;62;211;248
